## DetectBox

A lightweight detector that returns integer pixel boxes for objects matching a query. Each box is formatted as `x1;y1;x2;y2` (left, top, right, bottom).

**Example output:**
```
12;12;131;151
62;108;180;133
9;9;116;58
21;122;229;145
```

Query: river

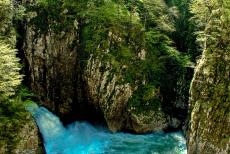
26;103;187;154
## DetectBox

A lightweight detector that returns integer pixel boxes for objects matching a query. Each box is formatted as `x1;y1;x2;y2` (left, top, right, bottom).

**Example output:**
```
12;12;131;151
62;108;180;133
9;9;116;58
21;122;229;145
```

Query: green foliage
17;86;35;98
190;0;230;51
128;84;161;113
26;0;63;32
23;0;193;117
37;0;60;7
0;41;22;97
0;98;26;152
0;87;37;153
166;0;200;61
0;0;25;44
0;0;24;98
73;0;191;109
0;1;36;152
0;3;26;151
188;1;230;151
143;0;178;32
0;0;13;31
0;0;15;45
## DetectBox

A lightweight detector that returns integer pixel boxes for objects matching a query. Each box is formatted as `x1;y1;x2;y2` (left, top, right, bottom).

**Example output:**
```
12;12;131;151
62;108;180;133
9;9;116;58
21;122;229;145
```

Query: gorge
0;0;229;154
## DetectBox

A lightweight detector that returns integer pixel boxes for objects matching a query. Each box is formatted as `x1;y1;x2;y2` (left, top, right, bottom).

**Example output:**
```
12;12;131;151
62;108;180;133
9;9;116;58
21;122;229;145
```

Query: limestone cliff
23;21;79;116
187;1;230;153
188;45;230;154
83;40;168;132
21;0;188;133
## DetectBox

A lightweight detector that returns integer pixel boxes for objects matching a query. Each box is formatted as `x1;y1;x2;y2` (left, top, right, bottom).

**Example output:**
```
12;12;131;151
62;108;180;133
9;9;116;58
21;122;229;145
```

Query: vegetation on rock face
188;0;230;153
0;0;42;153
0;0;230;153
20;0;199;132
21;0;196;132
0;89;43;154
1;0;229;152
166;0;200;61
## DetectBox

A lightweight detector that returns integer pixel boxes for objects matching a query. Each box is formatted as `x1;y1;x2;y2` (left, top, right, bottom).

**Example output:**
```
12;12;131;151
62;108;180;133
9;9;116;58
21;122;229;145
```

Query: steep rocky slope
188;43;230;154
0;112;43;154
22;21;79;116
187;0;230;153
21;0;189;133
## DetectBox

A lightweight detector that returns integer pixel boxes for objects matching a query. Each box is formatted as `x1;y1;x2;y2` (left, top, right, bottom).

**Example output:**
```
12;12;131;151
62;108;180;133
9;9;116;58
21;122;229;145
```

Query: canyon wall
187;43;230;154
21;0;188;133
187;0;230;153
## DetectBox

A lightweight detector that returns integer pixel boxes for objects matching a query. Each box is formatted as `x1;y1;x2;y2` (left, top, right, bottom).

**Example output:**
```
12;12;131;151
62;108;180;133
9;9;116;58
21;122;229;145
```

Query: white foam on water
28;105;187;154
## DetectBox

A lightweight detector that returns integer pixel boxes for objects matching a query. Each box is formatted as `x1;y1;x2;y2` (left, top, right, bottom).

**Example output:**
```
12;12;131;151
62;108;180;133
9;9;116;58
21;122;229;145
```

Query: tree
0;41;22;97
190;0;230;50
143;0;178;32
0;0;23;97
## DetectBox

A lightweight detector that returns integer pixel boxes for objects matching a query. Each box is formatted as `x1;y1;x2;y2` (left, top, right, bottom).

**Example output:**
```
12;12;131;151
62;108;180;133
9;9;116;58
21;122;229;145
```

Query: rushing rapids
26;103;187;154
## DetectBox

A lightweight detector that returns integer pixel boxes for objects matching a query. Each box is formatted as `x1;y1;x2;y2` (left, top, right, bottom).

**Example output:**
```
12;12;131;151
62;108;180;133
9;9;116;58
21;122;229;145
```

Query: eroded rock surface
22;0;187;133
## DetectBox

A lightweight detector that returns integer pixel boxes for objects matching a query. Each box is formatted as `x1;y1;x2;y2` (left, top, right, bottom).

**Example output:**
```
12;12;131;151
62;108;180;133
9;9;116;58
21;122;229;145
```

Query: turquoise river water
27;103;187;154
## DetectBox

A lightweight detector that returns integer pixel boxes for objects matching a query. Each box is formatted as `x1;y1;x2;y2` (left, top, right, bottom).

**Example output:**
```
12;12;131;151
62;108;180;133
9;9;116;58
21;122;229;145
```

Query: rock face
21;1;187;133
0;113;43;154
187;1;230;153
84;54;168;132
23;23;78;116
23;23;168;132
84;56;133;131
13;117;43;154
21;7;104;123
188;49;230;154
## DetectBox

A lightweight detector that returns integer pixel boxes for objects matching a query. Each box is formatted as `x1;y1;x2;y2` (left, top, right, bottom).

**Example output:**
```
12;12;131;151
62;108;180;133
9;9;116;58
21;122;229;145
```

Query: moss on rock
0;96;43;154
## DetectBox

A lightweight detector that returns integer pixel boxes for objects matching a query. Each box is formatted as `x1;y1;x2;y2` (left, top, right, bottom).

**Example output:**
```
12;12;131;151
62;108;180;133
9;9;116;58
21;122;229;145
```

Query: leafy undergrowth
0;86;40;153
